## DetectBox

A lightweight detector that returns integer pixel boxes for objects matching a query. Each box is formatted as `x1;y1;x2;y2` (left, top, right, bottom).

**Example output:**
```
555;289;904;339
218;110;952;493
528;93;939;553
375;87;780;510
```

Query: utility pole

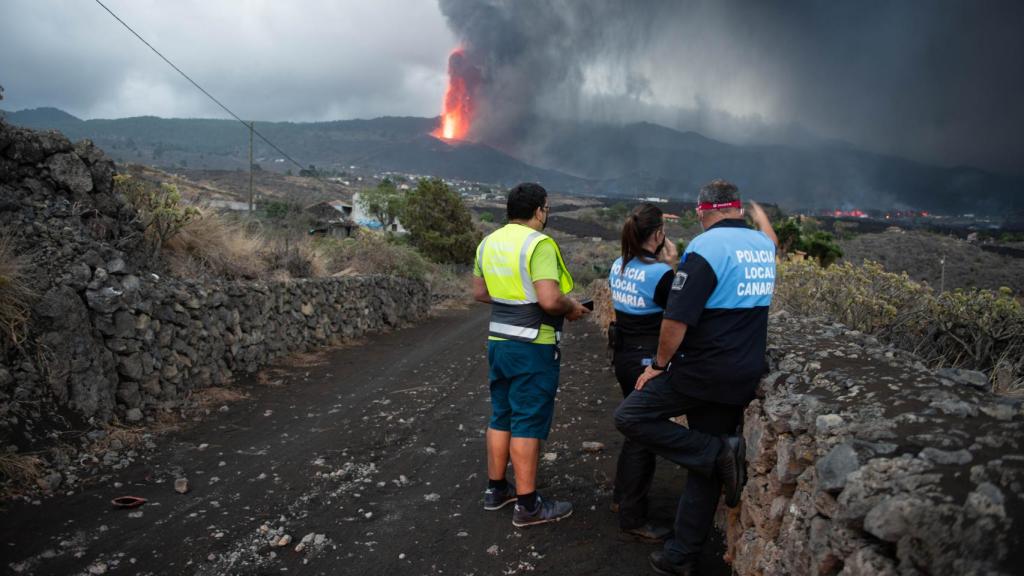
248;121;255;212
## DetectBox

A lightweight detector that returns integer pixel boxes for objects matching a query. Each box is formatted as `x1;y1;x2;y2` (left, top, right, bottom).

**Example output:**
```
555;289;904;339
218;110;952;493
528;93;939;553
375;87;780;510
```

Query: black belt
608;323;659;351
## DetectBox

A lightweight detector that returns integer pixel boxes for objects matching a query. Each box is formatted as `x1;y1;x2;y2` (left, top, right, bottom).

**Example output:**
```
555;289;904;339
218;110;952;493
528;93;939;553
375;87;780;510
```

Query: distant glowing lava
433;48;480;141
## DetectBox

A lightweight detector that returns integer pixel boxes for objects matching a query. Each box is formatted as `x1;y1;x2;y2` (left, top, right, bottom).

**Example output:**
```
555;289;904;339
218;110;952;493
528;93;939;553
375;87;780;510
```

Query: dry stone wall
40;274;429;424
727;312;1023;575
0;120;429;452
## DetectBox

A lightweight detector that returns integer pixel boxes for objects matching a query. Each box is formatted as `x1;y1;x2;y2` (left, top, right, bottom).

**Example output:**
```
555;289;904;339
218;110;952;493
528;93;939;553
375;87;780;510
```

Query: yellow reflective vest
476;223;573;343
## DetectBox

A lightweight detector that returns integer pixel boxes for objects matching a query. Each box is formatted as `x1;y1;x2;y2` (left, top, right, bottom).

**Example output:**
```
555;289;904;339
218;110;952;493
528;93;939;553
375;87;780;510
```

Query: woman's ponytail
621;203;664;265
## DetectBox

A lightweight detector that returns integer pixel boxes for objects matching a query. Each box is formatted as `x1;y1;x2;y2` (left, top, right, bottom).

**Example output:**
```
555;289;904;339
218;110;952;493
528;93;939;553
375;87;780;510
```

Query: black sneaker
483;483;517;511
649;551;699;575
715;435;746;508
511;494;573;527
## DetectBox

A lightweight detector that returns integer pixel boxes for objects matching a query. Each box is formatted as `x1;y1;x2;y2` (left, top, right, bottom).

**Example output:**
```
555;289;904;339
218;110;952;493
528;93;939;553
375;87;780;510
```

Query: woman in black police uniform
608;203;677;541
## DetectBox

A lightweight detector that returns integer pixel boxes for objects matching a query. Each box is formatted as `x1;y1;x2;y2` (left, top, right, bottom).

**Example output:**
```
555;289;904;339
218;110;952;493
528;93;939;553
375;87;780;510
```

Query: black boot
715;435;746;508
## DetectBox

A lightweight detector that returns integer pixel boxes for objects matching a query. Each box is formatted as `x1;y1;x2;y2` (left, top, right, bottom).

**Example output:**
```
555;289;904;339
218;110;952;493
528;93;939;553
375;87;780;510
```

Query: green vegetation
115;175;200;259
263;200;303;221
998;232;1024;243
776;259;1024;395
359;178;406;229
401;178;481;265
776;217;843;267
596;202;630;223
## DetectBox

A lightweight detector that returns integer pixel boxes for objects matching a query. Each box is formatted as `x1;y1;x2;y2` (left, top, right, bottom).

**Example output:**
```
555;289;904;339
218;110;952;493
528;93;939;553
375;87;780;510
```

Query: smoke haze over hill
439;0;1024;175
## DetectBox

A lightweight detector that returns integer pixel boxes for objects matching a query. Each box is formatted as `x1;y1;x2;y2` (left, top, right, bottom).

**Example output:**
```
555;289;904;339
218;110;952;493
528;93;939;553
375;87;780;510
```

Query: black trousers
613;370;743;562
611;346;658;529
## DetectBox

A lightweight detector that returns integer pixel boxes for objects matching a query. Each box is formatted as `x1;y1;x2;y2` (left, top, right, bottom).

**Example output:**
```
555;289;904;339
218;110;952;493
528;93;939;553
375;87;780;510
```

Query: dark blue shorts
487;340;560;439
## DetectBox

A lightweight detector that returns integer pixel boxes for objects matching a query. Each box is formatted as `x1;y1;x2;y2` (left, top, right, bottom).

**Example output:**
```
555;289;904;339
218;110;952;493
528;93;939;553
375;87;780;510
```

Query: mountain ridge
3;107;1019;215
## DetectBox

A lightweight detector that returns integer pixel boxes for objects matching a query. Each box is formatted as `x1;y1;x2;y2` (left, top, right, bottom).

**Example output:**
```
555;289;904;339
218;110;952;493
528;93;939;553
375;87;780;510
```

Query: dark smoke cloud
439;0;1024;174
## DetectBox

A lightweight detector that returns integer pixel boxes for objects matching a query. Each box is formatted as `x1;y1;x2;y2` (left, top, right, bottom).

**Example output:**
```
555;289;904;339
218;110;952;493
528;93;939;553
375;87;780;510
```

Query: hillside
524;120;1022;214
839;229;1024;293
1;108;585;191
3;108;1021;215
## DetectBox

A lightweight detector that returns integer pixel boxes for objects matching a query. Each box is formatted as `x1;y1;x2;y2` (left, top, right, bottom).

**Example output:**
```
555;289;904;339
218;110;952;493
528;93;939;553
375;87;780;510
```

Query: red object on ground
111;496;147;509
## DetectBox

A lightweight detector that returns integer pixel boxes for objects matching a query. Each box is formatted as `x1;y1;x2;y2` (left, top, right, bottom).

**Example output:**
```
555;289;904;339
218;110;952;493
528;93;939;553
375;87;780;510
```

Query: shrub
775;259;1024;394
315;231;470;302
775;217;843;267
803;231;843;267
401;178;480;265
115;175;199;259
262;239;327;280
315;231;432;280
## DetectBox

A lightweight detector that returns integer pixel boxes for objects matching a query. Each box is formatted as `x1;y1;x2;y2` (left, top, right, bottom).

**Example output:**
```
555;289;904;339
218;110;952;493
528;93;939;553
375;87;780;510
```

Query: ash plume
438;0;1024;174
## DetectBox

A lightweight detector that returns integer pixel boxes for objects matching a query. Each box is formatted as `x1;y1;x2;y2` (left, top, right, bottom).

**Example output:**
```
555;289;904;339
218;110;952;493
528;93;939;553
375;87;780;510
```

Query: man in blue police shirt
614;179;778;575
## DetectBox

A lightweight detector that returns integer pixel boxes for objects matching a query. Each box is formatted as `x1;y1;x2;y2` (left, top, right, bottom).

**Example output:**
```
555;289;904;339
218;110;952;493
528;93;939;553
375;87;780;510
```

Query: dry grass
0;236;34;346
165;208;268;280
262;238;328;279
315;230;432;280
164;208;330;281
0;453;44;488
187;386;249;411
276;350;330;368
89;424;147;453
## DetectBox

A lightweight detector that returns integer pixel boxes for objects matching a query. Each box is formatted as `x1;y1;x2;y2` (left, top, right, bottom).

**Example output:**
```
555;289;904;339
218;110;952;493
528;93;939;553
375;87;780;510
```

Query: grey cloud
0;0;455;121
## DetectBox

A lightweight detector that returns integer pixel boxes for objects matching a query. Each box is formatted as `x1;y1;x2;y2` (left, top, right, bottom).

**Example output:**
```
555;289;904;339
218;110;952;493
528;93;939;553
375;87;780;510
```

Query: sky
1;0;1022;174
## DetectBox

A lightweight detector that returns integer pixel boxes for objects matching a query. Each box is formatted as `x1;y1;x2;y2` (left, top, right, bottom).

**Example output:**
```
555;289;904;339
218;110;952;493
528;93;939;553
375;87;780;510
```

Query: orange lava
433;48;475;141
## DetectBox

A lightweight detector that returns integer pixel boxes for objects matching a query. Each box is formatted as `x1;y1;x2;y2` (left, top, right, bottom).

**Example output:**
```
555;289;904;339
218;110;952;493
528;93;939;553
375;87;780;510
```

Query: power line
92;0;310;174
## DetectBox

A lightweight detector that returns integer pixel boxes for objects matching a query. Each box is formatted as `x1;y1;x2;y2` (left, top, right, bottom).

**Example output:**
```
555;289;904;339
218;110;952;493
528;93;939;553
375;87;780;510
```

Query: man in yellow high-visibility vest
472;182;590;528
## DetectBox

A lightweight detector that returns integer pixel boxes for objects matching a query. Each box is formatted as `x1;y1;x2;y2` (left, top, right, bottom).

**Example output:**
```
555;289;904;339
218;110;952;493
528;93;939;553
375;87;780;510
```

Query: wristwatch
651;358;670;371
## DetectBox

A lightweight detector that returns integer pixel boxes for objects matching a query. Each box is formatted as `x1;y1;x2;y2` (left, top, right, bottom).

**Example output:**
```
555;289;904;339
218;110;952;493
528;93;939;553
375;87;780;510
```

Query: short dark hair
698;179;740;206
507;182;548;221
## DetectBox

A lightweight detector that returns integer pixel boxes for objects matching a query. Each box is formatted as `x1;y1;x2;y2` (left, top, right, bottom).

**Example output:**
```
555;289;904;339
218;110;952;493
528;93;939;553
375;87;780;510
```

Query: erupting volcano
433;48;480;141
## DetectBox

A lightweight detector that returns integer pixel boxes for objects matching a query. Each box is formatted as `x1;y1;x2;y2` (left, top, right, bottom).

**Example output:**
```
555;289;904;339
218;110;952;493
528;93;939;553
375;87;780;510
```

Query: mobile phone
581;299;594;311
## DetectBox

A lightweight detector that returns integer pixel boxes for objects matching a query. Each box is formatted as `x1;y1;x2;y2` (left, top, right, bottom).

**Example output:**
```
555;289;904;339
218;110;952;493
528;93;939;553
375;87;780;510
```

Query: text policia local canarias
609;260;649;308
735;249;775;297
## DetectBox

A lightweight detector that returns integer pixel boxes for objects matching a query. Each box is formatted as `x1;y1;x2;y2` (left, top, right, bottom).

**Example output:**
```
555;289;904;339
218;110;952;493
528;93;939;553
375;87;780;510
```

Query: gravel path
2;307;727;575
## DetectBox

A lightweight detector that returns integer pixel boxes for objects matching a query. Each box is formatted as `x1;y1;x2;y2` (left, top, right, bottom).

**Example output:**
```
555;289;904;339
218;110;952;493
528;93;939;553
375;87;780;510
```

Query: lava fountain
433;48;481;141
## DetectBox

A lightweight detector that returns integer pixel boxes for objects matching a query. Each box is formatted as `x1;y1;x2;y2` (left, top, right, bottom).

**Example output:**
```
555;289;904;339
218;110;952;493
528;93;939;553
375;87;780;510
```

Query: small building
306;199;356;238
307;199;353;220
351;192;406;234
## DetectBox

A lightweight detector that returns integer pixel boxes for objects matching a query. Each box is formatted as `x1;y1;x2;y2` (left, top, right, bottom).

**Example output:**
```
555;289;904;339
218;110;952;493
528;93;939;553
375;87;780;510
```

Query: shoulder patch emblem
671;271;688;291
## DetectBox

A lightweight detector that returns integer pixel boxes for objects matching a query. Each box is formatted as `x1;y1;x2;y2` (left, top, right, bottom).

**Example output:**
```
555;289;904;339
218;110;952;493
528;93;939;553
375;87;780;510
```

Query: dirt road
3;307;727;575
